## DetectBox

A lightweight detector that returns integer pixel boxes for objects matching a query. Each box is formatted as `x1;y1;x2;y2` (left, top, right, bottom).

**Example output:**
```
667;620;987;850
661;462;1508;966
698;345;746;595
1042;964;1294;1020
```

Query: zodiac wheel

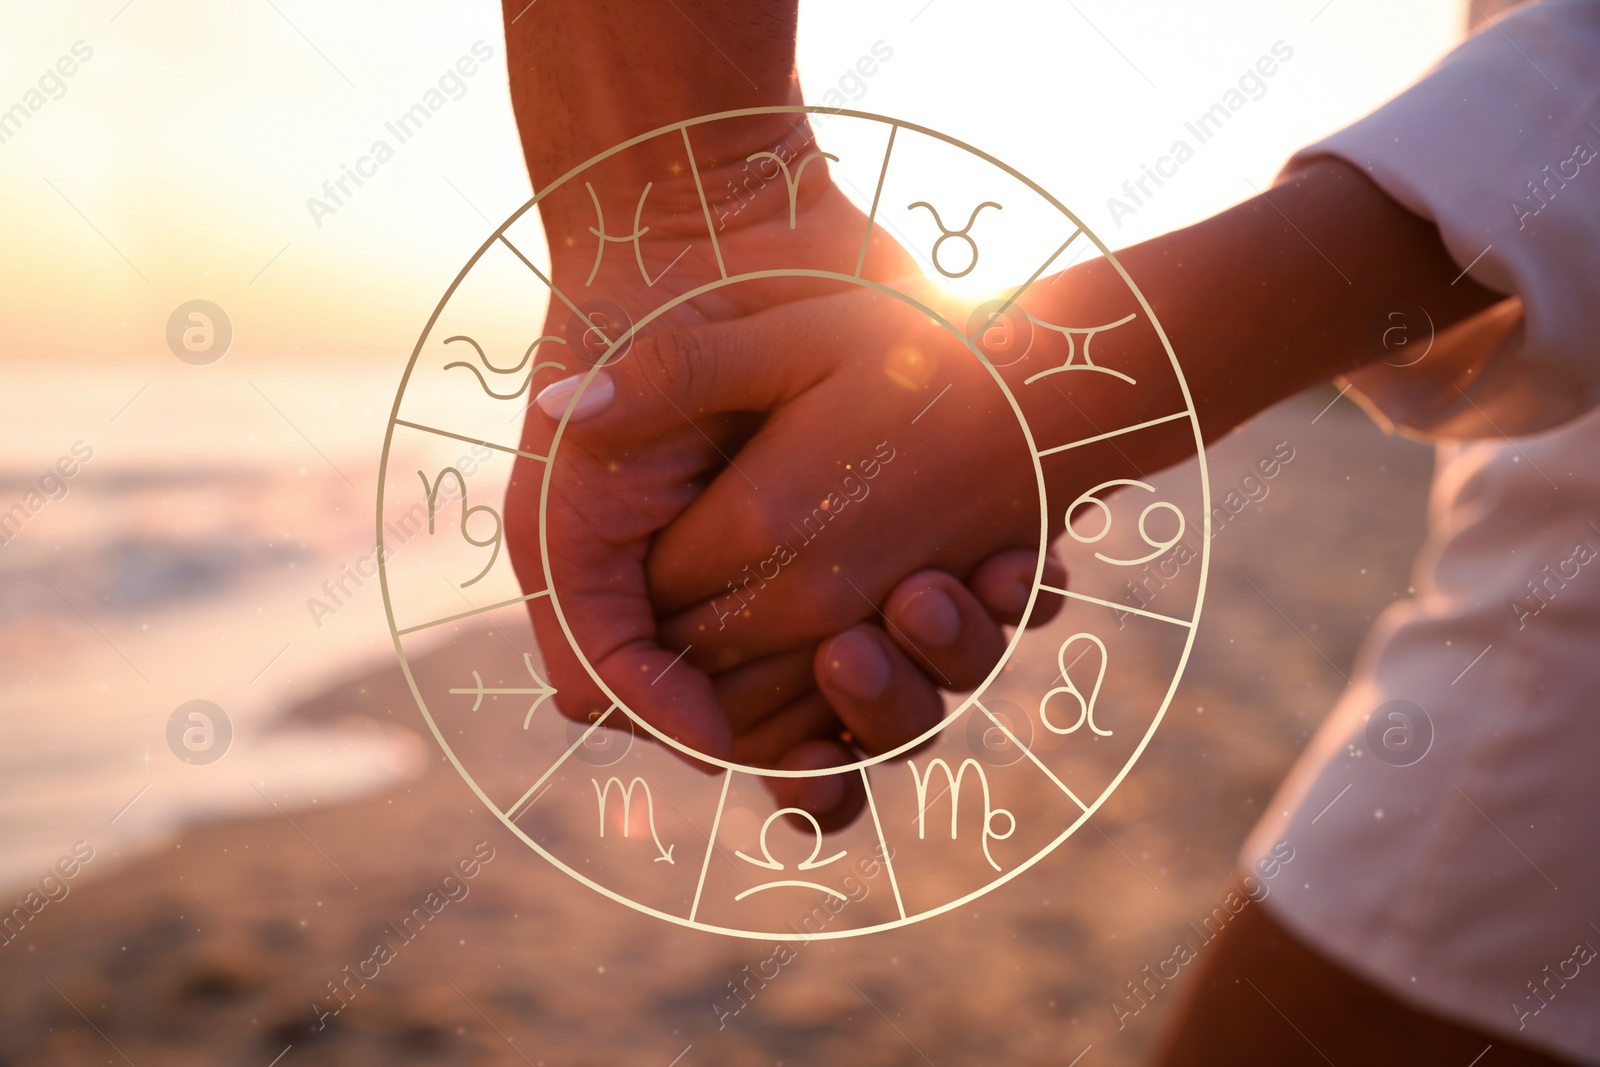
377;107;1210;939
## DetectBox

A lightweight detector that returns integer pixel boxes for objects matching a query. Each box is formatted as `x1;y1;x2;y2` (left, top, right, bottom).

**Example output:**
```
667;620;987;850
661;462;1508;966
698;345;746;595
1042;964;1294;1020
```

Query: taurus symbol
593;776;675;864
907;199;1002;279
442;334;567;401
1040;633;1111;737
733;808;849;900
746;149;838;229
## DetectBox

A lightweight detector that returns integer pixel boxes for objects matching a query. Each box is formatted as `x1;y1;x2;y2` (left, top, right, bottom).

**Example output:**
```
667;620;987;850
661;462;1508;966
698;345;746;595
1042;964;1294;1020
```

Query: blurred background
0;1;1466;1063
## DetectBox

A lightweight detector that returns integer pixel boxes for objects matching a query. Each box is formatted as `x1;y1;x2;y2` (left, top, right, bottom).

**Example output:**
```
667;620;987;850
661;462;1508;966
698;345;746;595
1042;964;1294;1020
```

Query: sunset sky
2;0;1465;369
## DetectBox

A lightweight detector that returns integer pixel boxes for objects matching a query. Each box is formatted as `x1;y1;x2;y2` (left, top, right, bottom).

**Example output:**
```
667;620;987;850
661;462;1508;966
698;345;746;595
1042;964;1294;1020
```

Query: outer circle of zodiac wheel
378;107;1210;939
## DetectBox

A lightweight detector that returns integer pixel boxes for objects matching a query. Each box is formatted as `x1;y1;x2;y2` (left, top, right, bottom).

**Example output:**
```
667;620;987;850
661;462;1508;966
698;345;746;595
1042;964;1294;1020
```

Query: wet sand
0;388;1434;1067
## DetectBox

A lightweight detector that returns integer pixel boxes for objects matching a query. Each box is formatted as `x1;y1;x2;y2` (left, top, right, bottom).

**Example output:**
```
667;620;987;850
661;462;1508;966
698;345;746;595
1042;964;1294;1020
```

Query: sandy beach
0;386;1436;1067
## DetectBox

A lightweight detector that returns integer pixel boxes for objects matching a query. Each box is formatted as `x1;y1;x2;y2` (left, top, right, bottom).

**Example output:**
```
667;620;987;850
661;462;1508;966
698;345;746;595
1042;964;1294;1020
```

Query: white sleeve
1286;0;1600;438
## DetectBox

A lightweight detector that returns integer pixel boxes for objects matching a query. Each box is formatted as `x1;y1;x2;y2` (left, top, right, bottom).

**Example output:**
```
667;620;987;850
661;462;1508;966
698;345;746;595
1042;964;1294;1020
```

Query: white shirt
1239;3;1600;1062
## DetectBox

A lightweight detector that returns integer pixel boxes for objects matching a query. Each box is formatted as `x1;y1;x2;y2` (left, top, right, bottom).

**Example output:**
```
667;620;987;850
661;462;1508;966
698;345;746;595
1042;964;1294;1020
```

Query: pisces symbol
585;180;687;288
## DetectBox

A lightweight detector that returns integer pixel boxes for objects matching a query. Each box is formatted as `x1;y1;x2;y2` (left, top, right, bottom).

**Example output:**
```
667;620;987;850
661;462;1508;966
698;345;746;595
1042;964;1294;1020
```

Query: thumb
530;297;847;430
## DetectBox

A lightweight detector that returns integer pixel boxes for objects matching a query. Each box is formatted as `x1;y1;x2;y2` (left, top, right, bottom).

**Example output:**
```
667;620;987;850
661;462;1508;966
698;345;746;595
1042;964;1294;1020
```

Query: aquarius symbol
593;776;675;864
417;466;502;587
733;808;849;900
1040;633;1111;737
585;180;678;288
908;758;1017;871
1021;312;1139;385
442;334;567;401
746;149;838;229
907;199;1001;279
449;652;557;728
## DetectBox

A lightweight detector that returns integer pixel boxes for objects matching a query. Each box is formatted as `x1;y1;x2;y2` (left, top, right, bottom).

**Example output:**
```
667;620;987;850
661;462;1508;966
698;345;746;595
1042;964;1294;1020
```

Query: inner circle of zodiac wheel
378;107;1209;939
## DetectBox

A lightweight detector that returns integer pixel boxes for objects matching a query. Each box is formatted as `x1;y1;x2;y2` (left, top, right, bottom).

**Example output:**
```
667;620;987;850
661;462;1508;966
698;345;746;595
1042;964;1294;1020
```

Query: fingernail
899;587;962;648
535;371;614;422
825;628;891;701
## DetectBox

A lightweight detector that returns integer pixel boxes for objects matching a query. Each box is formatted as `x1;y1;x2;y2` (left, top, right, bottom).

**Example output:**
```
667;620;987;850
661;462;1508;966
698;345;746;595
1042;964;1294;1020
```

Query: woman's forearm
1008;158;1503;502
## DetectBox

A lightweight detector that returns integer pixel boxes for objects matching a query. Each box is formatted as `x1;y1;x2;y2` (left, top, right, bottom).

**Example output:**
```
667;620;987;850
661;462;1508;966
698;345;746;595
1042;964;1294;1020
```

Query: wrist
540;115;837;272
508;0;802;194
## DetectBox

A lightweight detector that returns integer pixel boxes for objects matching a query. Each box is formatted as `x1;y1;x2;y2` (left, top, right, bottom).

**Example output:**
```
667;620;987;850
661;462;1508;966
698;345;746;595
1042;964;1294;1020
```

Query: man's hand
503;126;940;798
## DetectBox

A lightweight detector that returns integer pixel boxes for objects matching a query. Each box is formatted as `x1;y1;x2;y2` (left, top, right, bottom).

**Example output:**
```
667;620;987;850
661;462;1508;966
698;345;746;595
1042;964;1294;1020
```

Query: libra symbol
449;652;557;728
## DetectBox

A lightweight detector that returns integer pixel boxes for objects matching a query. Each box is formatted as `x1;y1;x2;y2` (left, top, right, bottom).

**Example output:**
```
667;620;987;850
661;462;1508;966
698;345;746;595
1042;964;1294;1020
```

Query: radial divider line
854;124;899;278
690;771;733;922
968;229;1084;343
1036;410;1191;456
498;233;588;323
396;589;550;636
506;704;615;821
681;127;727;280
394;419;549;463
1039;585;1193;629
860;768;907;920
976;698;1089;811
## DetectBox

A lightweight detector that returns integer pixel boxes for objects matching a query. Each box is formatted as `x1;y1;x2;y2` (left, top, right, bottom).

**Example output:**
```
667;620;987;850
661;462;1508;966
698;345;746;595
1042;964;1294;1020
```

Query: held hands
536;282;1064;803
504;134;1052;824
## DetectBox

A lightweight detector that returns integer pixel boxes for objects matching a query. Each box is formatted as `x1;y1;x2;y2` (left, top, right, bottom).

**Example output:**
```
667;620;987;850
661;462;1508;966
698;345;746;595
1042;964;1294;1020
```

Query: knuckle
793;580;866;632
629;327;701;400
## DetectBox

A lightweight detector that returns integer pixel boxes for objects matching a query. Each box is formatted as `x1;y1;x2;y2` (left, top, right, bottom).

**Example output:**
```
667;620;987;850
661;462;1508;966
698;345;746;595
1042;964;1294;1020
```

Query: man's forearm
504;0;802;199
